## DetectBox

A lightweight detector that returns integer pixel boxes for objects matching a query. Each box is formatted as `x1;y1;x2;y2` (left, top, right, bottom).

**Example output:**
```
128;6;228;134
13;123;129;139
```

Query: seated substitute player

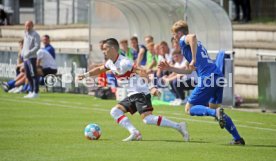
36;35;57;78
159;20;245;145
78;38;189;142
36;48;57;78
130;36;147;67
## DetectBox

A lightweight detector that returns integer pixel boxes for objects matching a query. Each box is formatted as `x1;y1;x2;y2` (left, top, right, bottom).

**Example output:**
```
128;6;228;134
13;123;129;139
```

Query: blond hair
172;49;181;55
171;20;189;35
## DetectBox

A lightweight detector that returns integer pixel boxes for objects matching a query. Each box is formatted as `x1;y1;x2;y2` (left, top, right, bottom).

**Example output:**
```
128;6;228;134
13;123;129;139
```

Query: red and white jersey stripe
104;54;149;96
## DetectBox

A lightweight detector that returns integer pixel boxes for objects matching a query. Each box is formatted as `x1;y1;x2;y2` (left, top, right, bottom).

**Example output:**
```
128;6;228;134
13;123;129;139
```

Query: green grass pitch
0;90;276;161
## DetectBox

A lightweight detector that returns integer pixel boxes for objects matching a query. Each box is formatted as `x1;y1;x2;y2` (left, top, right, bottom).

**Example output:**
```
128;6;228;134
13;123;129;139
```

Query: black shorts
42;68;57;77
119;93;154;115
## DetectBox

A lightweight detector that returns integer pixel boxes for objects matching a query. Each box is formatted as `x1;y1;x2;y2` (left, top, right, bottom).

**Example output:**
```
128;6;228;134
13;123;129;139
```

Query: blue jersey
44;44;56;59
131;45;147;66
179;35;222;77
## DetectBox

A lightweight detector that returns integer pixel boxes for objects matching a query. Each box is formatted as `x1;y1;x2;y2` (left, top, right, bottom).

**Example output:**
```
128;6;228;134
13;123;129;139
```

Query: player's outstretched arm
147;58;157;73
133;66;148;78
185;34;197;70
158;61;193;74
78;65;108;80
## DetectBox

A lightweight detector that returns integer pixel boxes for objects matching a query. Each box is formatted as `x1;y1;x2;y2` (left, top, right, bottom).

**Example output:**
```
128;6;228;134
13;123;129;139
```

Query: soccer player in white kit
78;38;189;142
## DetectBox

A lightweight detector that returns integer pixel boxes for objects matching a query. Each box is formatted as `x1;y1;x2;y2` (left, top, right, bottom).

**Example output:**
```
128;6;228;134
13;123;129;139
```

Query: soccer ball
84;123;101;140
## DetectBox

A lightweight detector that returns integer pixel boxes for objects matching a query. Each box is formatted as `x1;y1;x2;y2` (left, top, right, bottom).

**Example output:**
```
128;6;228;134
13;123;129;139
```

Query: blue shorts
188;75;224;105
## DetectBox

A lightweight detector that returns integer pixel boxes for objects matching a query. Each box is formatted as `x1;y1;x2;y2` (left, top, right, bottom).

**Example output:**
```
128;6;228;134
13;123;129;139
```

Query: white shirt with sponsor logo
104;54;150;97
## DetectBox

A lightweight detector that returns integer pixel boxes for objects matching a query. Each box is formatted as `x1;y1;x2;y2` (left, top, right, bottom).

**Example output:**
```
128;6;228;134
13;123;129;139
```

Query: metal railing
257;52;276;112
34;0;90;25
257;52;276;61
0;46;89;55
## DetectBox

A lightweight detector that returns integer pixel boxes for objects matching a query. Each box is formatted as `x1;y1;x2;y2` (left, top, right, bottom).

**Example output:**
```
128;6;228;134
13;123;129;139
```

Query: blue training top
44;44;56;59
179;35;222;78
131;45;147;66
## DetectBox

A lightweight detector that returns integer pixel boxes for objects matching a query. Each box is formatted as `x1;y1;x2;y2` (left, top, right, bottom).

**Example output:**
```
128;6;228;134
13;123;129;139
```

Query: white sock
143;115;180;129
117;116;137;134
110;107;137;134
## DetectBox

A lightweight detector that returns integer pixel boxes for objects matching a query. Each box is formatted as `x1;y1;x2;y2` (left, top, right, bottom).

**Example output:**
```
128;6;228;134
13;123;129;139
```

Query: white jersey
104;55;149;97
158;53;172;64
174;58;187;68
37;49;57;69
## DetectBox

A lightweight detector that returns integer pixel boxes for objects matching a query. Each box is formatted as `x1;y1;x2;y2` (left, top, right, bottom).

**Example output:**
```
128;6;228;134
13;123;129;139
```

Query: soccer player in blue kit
159;20;245;145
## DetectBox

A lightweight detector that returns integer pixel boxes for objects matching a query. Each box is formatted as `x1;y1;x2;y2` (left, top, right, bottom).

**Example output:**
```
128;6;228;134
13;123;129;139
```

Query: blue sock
38;77;45;85
189;105;216;117
224;114;241;141
7;80;16;89
22;84;29;92
26;84;31;92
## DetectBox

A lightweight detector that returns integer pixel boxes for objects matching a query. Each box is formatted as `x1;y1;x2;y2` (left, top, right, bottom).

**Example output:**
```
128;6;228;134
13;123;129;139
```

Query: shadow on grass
141;139;210;144
245;144;276;148
88;139;111;142
221;144;276;148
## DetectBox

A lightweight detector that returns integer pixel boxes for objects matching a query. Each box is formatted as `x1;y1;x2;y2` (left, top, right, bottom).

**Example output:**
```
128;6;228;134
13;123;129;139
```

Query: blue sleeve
179;35;187;49
45;45;56;59
51;46;56;58
45;46;51;52
131;48;138;60
140;45;147;50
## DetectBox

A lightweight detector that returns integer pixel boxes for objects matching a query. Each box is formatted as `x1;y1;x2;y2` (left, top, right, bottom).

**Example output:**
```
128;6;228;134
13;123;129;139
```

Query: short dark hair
103;38;119;51
18;39;24;44
160;41;168;47
145;35;154;41
171;37;175;43
120;39;128;44
130;36;138;42
43;34;50;39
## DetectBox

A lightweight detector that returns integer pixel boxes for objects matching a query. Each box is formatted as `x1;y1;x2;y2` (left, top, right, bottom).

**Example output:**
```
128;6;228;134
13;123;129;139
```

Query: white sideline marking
41;99;84;106
167;116;276;132
0;97;108;112
0;97;276;132
246;121;264;125
41;98;103;107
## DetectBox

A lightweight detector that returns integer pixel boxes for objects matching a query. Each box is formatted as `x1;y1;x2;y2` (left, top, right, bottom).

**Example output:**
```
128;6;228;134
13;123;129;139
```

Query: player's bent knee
110;107;117;117
142;117;149;124
185;102;194;115
141;111;152;120
142;114;155;125
110;106;124;118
